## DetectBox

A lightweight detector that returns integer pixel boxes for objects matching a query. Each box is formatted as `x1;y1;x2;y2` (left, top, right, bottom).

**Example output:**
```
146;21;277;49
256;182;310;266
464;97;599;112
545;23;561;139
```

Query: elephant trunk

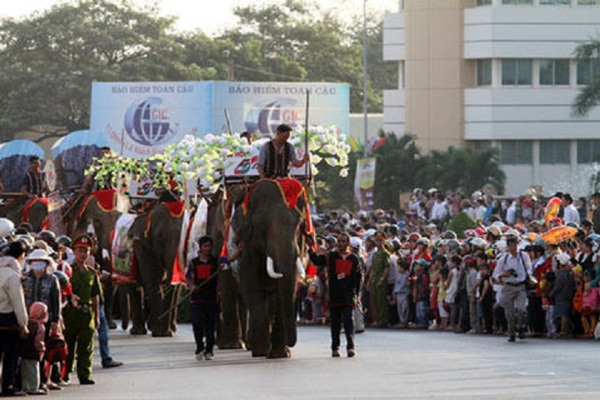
266;257;283;279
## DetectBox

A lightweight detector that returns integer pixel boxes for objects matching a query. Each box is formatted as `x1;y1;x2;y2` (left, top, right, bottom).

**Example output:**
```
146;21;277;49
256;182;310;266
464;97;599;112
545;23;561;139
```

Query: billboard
209;82;349;136
91;81;349;158
90;82;211;158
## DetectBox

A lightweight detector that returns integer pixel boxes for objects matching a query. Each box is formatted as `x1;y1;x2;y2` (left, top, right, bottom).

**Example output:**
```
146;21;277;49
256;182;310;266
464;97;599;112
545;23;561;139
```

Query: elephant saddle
242;178;313;235
22;197;49;230
76;190;117;220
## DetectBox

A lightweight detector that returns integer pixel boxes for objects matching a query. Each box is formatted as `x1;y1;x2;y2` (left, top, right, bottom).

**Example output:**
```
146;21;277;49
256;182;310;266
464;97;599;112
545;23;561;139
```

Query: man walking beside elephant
185;236;219;361
313;233;362;357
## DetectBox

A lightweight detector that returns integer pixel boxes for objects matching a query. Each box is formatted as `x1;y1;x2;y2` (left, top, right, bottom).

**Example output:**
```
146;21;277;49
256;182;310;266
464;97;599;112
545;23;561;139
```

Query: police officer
63;235;102;385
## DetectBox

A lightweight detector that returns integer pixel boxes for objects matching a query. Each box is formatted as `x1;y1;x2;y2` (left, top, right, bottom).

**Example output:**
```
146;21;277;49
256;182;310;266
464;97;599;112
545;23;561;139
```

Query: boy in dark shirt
185;236;219;361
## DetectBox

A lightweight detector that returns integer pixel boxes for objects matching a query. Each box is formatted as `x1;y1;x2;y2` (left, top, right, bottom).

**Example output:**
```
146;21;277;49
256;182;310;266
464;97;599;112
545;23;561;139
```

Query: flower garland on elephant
85;125;351;194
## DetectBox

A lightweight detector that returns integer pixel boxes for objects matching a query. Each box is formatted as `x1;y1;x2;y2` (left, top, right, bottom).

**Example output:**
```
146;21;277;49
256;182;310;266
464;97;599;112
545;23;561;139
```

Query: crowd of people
296;188;600;356
0;219;121;397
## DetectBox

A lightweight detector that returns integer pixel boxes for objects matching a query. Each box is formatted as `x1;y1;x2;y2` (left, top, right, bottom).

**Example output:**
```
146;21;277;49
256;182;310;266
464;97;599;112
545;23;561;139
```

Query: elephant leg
239;295;249;350
167;284;182;334
118;284;131;331
243;267;269;357
217;272;243;349
267;291;290;359
130;284;147;335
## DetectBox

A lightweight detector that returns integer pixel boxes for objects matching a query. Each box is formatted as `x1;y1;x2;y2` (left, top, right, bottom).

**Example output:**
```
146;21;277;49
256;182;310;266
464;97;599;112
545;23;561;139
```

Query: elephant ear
128;213;148;241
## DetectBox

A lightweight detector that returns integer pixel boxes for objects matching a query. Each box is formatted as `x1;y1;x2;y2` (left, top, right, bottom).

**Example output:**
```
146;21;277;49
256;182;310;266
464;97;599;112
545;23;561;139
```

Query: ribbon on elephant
219;198;232;262
75;190;117;221
22;197;49;230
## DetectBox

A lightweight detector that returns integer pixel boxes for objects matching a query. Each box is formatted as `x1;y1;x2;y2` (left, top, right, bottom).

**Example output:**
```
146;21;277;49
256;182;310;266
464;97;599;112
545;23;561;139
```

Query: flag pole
304;90;310;191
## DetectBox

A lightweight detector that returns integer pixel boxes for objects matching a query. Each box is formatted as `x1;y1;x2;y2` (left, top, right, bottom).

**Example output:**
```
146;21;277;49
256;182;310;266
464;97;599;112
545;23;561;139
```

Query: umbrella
535;226;578;245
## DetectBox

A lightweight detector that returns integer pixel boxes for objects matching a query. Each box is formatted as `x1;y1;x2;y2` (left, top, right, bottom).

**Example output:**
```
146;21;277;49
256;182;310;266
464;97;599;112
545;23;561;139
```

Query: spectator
0;241;29;397
20;302;48;395
550;253;576;338
562;194;580;225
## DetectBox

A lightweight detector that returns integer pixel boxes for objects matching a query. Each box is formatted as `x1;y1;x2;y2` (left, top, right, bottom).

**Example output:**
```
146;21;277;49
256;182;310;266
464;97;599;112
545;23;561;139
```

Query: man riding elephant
257;124;309;179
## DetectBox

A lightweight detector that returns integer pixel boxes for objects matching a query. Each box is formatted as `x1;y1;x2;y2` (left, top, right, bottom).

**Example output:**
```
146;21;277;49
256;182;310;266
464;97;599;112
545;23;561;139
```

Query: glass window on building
579;0;600;5
577;140;600;163
540;140;570;164
540;0;571;4
577;59;600;85
501;141;533;165
477;0;492;5
540;59;570;85
502;59;532;86
476;59;492;86
502;0;533;4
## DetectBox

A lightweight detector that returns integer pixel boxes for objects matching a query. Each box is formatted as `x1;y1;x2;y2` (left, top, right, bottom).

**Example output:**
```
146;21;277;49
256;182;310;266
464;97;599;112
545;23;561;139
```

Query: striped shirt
23;171;47;196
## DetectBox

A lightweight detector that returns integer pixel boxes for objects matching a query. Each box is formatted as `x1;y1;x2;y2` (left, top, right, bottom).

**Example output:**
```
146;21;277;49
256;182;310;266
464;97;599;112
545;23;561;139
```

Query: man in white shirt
430;193;447;223
492;233;530;342
562;193;580;225
505;199;518;225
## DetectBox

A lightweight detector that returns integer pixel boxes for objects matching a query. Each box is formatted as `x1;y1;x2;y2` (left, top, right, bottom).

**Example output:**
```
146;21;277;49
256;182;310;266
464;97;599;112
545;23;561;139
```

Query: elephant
71;193;146;335
0;196;48;232
127;202;184;337
207;186;248;350
231;179;310;358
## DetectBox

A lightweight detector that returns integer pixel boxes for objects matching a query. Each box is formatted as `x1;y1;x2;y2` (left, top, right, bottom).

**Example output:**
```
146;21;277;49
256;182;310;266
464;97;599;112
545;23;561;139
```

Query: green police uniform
64;262;102;382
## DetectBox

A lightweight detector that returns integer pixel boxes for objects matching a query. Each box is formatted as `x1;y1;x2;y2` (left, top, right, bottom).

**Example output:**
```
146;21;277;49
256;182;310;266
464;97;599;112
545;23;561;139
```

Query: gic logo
244;98;301;134
234;155;259;175
124;97;178;146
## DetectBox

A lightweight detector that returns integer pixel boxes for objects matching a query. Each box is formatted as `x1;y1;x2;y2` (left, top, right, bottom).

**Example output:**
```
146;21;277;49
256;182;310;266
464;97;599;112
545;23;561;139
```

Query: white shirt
475;205;487;221
506;202;517;225
430;200;447;221
563;204;580;225
493;250;531;285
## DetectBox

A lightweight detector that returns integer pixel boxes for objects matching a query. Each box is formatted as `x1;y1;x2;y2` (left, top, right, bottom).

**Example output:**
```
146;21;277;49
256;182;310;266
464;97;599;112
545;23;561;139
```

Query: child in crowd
550;253;576;338
478;261;494;334
445;255;461;332
437;267;450;330
392;259;410;328
465;256;480;334
412;260;430;329
21;302;48;395
581;271;600;338
185;236;219;361
543;270;557;337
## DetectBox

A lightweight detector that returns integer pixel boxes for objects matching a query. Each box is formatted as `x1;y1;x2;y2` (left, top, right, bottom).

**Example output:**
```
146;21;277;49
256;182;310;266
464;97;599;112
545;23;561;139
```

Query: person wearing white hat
22;249;62;391
0;218;15;241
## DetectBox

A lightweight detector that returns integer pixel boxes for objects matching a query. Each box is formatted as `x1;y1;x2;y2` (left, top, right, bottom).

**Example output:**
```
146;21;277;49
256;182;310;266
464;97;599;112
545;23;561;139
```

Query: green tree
572;39;600;117
426;146;505;196
220;0;395;112
0;0;213;141
370;133;425;210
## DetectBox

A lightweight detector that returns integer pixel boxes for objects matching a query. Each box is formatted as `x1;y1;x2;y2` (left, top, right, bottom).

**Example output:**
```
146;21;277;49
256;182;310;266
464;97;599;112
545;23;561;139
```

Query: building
383;0;600;196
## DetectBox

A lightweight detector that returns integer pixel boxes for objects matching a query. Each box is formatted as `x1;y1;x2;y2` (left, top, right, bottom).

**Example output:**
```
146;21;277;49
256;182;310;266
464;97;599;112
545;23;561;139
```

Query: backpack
45;334;68;363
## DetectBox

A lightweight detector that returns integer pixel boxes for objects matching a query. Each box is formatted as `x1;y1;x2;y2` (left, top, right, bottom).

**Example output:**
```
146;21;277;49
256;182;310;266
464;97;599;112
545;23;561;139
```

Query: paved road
59;324;599;399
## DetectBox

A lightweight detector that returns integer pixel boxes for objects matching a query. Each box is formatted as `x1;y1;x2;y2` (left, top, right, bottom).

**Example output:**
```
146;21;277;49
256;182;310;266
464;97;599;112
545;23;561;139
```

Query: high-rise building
383;0;600;196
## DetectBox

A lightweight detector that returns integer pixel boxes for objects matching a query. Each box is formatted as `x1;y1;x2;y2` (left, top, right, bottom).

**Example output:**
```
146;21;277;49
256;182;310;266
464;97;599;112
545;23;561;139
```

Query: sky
0;0;400;36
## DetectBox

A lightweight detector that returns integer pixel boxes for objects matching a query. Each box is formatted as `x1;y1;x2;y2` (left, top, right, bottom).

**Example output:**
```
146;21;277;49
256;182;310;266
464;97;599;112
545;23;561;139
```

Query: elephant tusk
296;258;305;279
266;257;283;279
102;249;110;261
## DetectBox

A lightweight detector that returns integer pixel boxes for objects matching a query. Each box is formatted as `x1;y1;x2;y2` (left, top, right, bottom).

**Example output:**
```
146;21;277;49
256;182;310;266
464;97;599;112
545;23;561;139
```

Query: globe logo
124;97;177;146
244;98;299;134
